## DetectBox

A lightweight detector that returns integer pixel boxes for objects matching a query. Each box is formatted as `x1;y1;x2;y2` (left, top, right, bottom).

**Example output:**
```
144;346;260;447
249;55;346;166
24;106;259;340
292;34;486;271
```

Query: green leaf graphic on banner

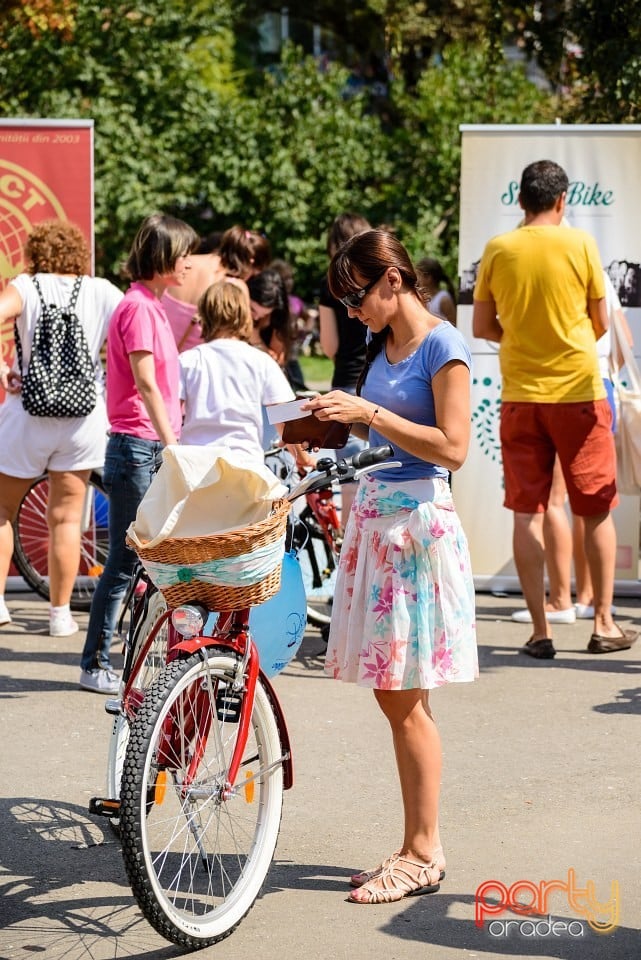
472;376;502;464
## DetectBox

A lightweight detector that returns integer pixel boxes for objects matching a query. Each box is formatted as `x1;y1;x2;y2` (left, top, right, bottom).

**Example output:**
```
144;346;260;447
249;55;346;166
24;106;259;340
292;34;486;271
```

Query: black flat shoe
521;637;555;659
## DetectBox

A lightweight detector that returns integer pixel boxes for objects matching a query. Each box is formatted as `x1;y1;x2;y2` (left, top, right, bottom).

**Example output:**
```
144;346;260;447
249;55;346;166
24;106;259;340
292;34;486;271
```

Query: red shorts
500;399;618;516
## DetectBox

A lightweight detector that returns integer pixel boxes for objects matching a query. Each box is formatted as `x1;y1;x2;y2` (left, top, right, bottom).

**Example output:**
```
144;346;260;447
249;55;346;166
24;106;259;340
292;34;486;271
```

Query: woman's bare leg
0;473;33;593
376;689;441;858
47;469;91;607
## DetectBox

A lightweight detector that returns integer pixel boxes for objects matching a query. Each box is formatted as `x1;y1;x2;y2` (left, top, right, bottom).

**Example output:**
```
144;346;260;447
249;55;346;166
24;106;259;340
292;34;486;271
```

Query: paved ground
0;590;640;960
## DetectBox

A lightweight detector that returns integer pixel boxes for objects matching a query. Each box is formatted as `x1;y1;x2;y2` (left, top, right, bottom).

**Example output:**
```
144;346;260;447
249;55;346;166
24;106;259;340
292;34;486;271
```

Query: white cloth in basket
127;444;288;550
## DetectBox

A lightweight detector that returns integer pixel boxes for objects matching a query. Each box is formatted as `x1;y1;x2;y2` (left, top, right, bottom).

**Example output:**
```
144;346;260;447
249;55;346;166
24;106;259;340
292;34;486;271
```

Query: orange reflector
155;770;167;805
88;565;104;577
244;771;254;804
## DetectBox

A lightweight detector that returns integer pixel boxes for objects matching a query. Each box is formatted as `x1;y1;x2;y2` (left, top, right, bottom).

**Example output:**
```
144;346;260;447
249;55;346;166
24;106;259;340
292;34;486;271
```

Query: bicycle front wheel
12;470;109;611
119;651;284;949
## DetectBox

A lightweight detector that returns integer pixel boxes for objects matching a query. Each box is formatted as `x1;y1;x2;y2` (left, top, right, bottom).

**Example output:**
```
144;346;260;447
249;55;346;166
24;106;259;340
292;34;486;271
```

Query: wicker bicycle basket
127;498;290;610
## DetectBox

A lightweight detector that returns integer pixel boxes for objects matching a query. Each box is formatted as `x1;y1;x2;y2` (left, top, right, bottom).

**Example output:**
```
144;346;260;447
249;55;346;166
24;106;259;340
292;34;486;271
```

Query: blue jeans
80;433;163;671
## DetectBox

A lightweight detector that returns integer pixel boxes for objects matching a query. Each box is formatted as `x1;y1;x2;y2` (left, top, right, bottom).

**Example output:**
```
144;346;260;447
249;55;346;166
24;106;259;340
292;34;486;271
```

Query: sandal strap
350;852;400;887
351;845;445;888
355;854;443;904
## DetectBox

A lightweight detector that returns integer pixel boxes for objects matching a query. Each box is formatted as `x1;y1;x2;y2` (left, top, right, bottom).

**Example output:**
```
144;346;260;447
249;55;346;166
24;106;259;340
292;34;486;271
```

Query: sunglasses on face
340;269;388;309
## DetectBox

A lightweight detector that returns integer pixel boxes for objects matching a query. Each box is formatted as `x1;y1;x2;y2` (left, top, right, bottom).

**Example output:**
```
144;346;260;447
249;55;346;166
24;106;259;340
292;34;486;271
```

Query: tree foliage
561;0;641;121
190;46;392;295
378;42;556;279
1;1;640;298
0;1;240;275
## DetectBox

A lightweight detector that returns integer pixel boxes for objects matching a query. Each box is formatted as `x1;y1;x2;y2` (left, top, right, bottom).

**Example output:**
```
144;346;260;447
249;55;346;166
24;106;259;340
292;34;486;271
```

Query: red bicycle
89;445;395;950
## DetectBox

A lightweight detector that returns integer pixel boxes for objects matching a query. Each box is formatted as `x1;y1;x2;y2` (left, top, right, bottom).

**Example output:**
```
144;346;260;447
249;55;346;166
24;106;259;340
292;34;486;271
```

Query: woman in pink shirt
79;213;198;695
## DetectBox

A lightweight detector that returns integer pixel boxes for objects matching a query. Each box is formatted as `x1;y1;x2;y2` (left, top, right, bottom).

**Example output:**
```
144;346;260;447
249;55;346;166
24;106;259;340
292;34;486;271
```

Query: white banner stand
455;124;641;596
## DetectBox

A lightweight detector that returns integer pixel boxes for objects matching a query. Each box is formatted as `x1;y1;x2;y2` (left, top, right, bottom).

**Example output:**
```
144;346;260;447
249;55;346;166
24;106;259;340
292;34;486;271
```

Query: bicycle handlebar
349;444;394;470
286;444;399;501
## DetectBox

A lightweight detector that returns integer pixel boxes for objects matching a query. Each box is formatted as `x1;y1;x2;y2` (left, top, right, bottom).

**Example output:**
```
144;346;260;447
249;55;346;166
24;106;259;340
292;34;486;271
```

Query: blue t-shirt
363;321;472;481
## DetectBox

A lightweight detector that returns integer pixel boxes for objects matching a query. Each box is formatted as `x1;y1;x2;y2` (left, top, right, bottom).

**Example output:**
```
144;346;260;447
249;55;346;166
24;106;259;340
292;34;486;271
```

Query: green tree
383;42;557;278
561;0;641;121
9;0;638;302
188;45;391;295
0;2;392;296
0;0;238;276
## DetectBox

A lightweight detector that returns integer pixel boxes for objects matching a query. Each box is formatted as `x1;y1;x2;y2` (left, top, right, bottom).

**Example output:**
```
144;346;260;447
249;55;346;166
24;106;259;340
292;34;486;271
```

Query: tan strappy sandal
348;852;444;904
350;846;445;888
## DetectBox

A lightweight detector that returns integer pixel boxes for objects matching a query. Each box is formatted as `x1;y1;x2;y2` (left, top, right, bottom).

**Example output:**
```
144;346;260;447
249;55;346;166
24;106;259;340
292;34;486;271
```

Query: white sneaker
511;608;533;623
79;668;120;695
0;600;11;626
574;603;617;619
49;613;79;637
511;607;576;624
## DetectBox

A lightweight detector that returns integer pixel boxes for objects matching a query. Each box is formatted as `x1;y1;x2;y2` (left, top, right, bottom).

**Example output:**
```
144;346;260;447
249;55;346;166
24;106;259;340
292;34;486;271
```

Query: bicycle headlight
171;604;206;639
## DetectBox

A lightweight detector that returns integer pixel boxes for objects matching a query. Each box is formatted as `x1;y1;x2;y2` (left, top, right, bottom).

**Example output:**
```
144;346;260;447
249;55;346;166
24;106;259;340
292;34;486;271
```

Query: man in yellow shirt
473;159;637;659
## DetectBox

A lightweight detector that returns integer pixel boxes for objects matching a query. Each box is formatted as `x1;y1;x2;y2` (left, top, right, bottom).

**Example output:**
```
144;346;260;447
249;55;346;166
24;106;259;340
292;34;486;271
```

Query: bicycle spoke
120;653;283;948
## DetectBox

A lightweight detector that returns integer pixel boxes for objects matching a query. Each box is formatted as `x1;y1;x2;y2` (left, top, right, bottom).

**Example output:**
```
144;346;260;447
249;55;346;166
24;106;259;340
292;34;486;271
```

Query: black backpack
15;276;97;418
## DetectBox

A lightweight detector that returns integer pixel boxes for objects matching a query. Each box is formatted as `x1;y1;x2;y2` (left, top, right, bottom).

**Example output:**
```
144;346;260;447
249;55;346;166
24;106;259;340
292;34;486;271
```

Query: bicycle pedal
215;688;242;722
89;797;121;818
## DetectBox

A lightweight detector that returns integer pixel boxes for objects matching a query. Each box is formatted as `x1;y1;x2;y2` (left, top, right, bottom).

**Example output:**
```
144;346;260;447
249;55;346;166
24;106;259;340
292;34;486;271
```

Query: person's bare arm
588;297;608;340
319;305;339;360
610;305;635;367
0;283;25;393
129;350;178;446
472;298;503;343
439;293;457;326
303;361;471;473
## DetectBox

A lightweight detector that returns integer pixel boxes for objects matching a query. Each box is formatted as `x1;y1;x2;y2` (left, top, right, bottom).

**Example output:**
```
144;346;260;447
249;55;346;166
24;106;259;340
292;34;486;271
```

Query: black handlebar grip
350;444;394;469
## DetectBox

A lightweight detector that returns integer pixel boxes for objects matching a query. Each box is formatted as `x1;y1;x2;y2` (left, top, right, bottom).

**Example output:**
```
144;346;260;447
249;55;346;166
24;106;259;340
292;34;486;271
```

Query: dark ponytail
356;328;389;396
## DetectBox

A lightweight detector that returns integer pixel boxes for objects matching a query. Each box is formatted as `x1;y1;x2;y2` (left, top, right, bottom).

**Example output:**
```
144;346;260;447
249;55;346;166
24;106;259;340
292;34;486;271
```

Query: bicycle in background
265;446;343;642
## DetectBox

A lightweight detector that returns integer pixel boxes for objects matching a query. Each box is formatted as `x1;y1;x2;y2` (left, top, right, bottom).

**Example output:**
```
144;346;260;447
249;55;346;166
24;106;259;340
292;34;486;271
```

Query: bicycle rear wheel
119;651;284;949
294;504;335;641
12;471;109;611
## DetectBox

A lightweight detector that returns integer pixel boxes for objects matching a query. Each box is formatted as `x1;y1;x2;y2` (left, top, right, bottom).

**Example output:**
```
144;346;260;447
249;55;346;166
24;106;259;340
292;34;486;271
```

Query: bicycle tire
12;470;109;611
299;513;335;633
106;590;169;832
119;651;283;949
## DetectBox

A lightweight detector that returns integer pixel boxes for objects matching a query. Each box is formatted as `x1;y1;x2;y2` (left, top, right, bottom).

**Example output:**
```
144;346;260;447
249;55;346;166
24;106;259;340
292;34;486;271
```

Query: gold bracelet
368;406;379;427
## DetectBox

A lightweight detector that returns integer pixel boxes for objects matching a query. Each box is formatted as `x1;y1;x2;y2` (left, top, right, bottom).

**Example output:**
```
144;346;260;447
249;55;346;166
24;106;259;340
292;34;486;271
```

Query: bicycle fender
169;635;236;657
259;671;294;791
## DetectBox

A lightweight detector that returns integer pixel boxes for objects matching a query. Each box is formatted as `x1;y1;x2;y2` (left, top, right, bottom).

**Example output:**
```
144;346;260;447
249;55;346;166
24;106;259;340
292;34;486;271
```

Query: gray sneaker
79;668;120;695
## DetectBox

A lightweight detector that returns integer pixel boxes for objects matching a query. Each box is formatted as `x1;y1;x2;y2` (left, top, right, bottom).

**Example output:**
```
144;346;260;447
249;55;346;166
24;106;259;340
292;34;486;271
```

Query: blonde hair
198;281;252;342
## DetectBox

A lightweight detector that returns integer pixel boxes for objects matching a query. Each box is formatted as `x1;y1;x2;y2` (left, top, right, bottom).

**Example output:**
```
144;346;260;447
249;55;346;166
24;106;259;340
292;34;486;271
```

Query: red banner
0;119;94;380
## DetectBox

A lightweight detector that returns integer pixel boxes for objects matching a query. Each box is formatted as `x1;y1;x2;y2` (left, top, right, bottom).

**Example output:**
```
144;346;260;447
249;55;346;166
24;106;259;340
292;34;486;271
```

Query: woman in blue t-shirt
303;229;477;905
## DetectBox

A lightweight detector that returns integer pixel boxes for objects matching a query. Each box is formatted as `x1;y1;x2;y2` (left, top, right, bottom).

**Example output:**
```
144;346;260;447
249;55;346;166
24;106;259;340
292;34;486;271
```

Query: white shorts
0;393;109;478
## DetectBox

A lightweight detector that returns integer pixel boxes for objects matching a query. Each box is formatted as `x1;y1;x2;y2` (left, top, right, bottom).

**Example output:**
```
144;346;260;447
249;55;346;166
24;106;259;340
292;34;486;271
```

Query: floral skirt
324;475;478;690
